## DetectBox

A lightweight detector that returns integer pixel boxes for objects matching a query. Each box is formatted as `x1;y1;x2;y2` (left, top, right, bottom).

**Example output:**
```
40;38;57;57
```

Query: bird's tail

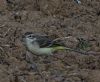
53;46;89;55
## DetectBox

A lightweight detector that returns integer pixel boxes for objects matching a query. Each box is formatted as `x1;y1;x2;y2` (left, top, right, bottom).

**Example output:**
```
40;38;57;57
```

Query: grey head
22;32;37;44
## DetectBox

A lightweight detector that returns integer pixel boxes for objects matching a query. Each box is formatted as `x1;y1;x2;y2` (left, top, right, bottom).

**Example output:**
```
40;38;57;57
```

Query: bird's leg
26;51;33;63
25;51;38;70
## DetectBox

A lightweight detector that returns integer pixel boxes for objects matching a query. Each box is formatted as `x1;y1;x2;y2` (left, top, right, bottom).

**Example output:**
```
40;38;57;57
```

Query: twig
0;46;4;52
53;36;71;42
48;36;72;47
3;27;12;37
1;44;10;47
0;24;5;28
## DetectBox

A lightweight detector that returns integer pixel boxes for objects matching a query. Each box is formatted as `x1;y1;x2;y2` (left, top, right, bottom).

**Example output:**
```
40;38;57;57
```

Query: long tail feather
54;46;95;55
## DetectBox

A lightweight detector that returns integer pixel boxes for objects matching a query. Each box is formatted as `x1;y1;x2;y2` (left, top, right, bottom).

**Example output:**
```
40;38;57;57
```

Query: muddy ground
0;0;100;82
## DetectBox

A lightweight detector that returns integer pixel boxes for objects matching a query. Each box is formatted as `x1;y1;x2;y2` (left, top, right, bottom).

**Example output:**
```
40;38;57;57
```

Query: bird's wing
35;35;53;48
34;35;65;48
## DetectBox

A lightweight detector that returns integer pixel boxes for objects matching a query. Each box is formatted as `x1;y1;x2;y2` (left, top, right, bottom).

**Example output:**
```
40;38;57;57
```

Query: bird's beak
20;34;26;42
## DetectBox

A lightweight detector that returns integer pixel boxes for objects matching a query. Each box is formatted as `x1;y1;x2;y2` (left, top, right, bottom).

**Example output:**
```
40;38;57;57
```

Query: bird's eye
27;35;33;38
28;35;32;37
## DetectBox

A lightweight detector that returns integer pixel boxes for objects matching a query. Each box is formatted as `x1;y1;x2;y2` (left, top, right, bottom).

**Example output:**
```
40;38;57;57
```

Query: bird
21;32;89;55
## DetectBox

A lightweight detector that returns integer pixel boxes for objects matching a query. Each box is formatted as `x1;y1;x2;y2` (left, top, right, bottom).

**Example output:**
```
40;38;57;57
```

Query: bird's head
22;32;37;44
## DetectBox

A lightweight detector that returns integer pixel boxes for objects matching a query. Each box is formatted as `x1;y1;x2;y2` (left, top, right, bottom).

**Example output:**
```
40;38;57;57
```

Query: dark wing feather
35;35;65;48
35;35;53;48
